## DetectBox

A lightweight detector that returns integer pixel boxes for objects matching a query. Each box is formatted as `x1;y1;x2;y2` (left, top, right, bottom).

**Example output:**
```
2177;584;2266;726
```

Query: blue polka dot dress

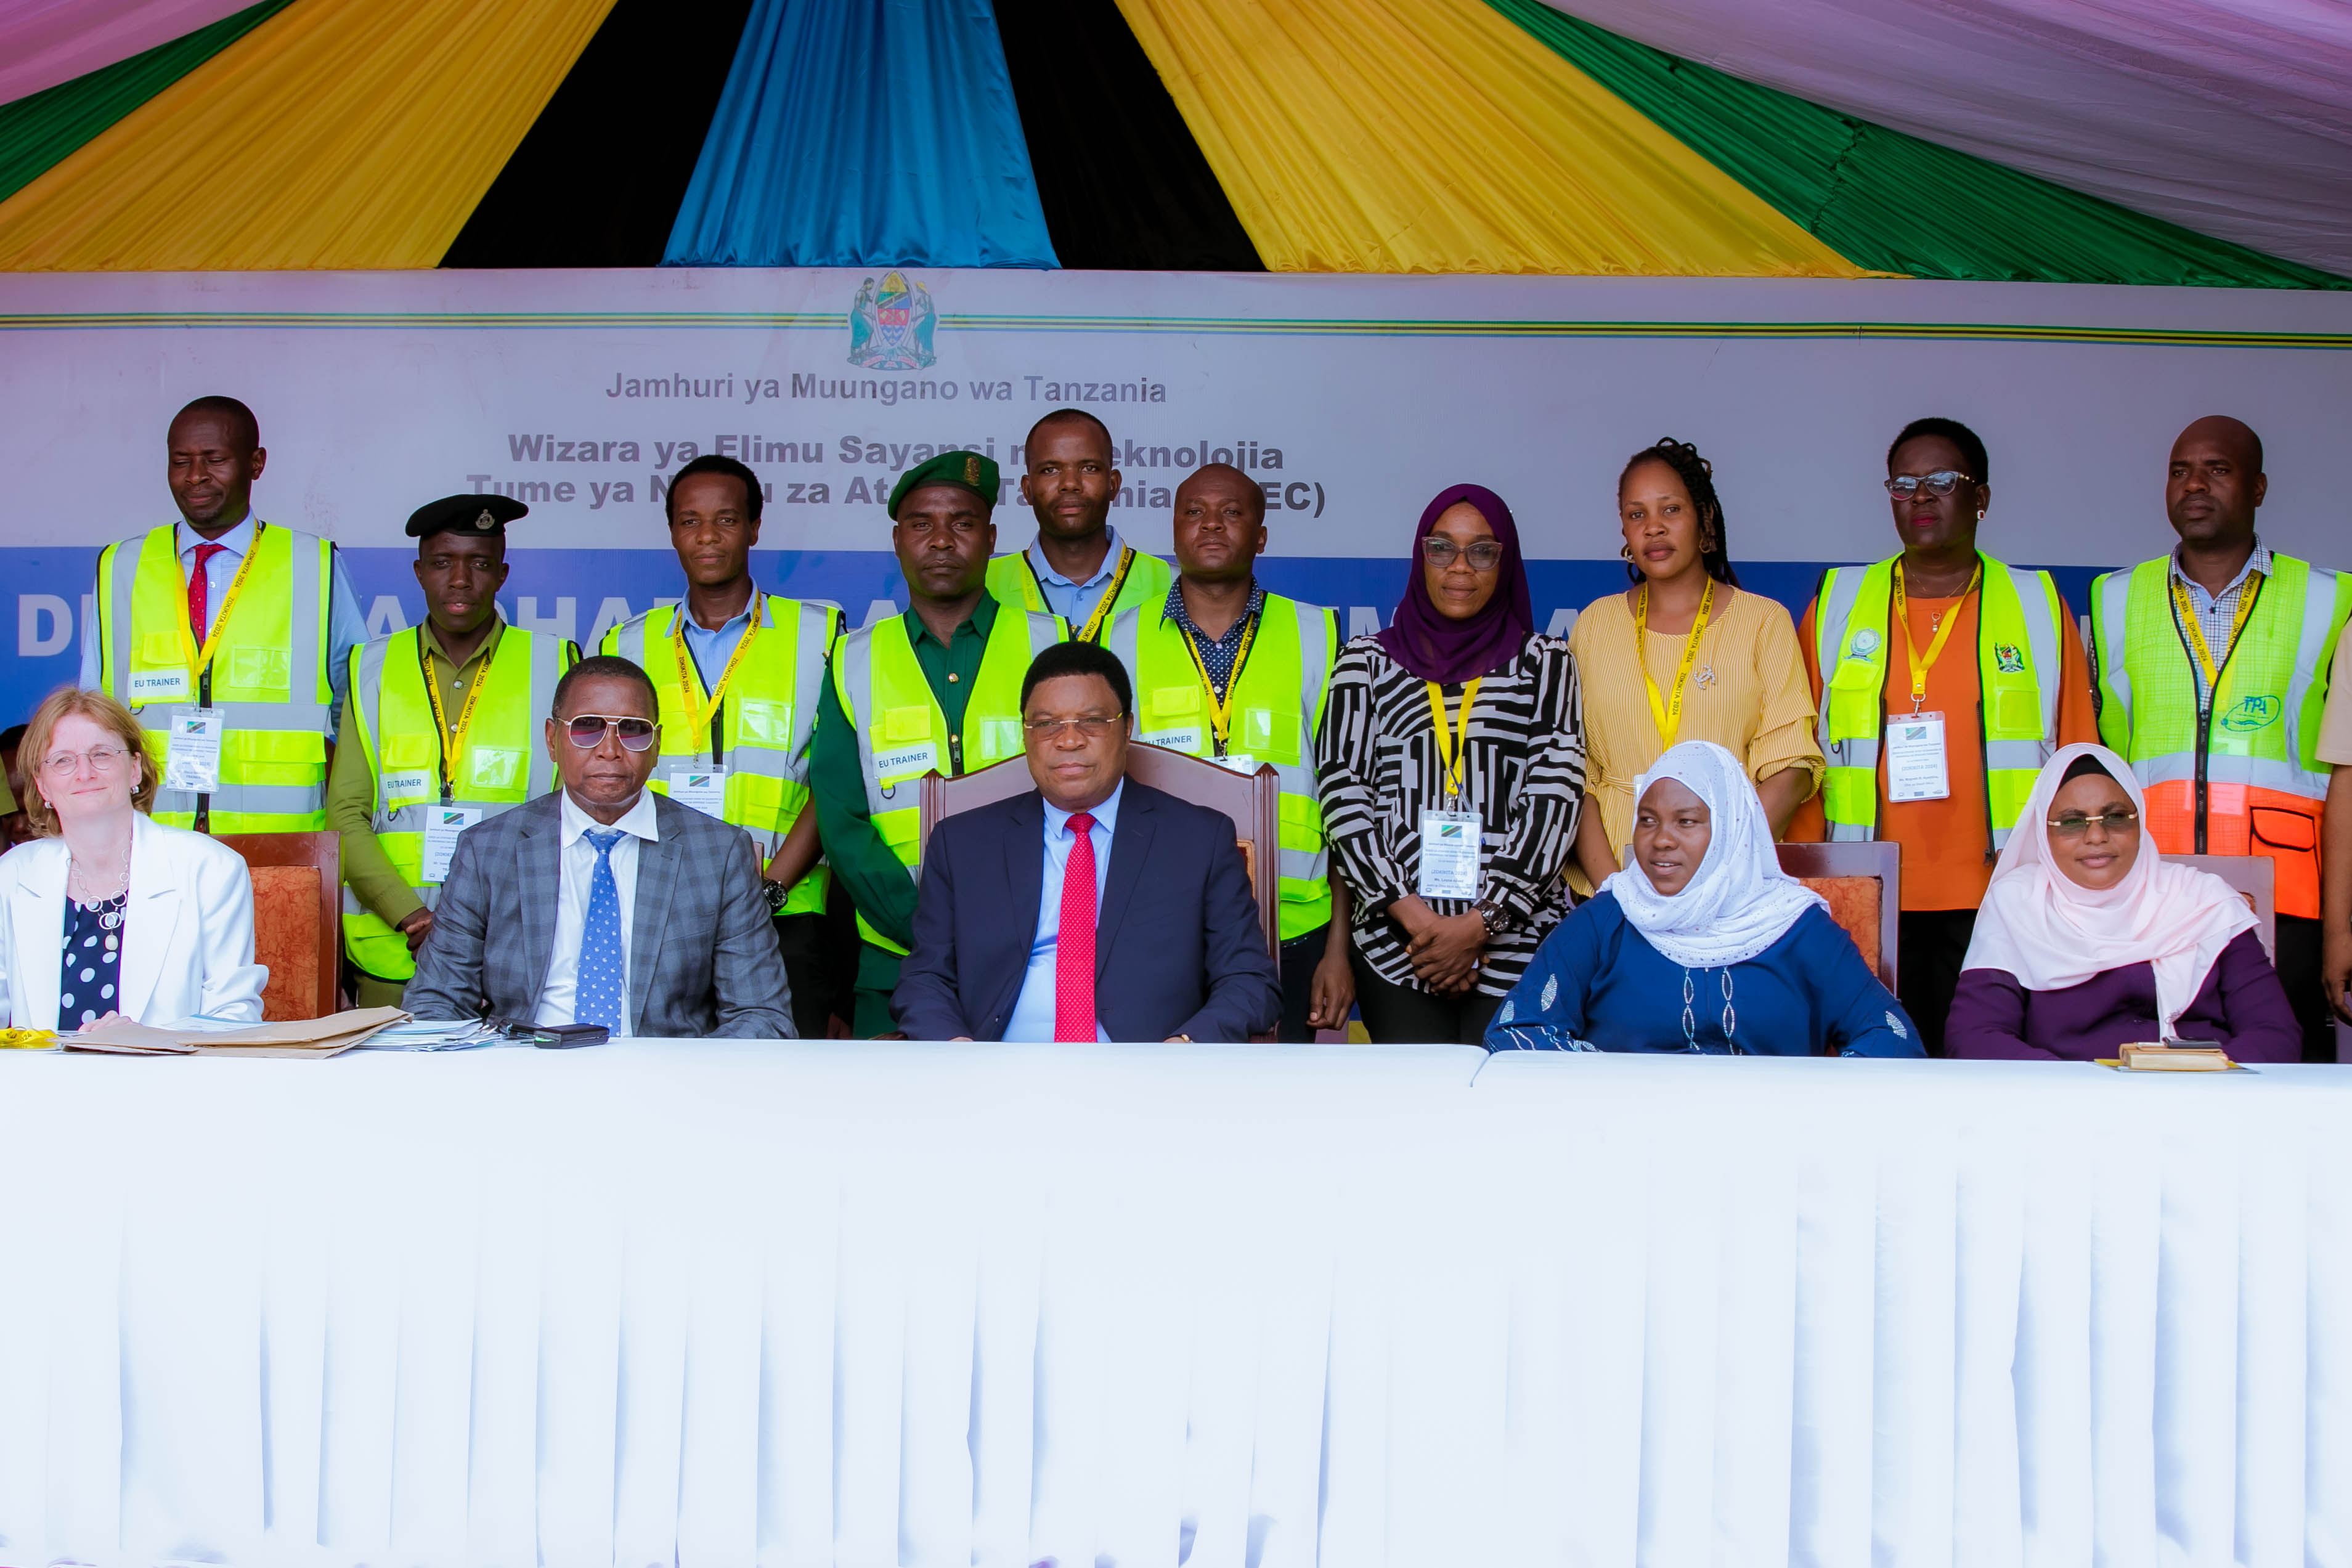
60;890;125;1028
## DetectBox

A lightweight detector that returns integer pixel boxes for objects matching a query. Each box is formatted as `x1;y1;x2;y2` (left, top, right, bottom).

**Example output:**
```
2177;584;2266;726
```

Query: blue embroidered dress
1485;890;1921;1056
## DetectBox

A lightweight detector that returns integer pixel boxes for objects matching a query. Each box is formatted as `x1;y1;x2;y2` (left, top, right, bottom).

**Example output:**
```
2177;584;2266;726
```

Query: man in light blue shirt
79;402;366;739
987;408;1173;642
1004;780;1122;1042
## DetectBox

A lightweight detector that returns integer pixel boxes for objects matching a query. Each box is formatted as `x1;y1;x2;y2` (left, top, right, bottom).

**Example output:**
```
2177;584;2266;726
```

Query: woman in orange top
1570;439;1822;895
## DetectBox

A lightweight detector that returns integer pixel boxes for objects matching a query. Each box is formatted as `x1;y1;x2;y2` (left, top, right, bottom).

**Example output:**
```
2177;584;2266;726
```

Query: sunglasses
2047;810;2138;837
563;713;659;752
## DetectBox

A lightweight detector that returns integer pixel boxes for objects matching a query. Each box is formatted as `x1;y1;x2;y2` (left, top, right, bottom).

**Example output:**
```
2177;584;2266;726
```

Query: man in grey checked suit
405;654;796;1038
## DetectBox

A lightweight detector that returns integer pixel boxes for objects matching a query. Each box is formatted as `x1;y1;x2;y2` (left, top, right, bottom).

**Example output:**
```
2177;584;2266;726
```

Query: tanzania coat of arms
847;270;938;370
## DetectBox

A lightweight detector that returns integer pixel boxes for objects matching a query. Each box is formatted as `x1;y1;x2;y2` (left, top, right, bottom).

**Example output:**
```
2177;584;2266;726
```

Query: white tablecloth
0;1043;2343;1567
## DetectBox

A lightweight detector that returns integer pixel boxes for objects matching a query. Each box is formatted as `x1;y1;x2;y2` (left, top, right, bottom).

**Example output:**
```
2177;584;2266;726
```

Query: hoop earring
1621;544;1634;562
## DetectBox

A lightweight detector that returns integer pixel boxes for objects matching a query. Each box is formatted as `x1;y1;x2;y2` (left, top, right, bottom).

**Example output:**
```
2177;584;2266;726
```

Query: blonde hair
18;686;157;835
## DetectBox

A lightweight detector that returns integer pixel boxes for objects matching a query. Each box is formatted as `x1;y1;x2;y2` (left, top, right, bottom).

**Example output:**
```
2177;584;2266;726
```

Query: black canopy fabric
442;0;758;269
991;0;1261;272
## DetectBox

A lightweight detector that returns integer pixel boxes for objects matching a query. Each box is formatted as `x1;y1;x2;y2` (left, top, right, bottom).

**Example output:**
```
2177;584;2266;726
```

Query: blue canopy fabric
664;0;1057;269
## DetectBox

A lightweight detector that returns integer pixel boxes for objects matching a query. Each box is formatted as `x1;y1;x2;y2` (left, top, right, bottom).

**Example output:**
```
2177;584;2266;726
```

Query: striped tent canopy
0;0;2342;286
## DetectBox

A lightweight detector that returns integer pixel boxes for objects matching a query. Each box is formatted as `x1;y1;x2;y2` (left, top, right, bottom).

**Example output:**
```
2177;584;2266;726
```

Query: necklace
1679;967;1738;1053
68;835;131;908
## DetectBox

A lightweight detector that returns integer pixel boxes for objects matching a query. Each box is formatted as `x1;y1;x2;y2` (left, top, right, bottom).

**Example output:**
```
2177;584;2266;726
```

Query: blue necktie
576;827;626;1031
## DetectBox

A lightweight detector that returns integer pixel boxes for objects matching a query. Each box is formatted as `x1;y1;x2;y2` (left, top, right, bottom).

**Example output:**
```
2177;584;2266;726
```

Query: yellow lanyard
1635;575;1715;747
2168;572;2261;697
173;524;265;693
1036;545;1136;644
672;595;764;751
1889;558;1982;712
419;629;495;803
1177;604;1261;755
1423;677;1483;804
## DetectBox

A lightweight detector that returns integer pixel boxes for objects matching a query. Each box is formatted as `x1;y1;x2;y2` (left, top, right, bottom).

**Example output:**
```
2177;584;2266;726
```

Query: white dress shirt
535;787;661;1029
78;511;369;737
1003;781;1122;1043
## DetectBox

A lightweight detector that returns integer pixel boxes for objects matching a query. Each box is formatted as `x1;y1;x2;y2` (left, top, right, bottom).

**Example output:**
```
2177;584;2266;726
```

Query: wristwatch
1469;898;1504;935
762;878;791;916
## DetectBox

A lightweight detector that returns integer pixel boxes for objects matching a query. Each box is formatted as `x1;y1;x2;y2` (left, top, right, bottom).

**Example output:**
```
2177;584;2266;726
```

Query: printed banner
3;266;2348;723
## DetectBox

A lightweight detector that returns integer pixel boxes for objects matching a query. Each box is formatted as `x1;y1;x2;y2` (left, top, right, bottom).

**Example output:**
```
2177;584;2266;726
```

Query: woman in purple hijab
1316;484;1587;1044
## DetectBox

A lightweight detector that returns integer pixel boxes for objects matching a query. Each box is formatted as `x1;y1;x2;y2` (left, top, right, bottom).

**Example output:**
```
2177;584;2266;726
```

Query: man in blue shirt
893;641;1280;1042
986;408;1174;643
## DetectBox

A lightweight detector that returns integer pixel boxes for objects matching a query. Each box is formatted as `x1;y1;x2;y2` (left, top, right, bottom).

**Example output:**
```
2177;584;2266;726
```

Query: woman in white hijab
1487;740;1918;1055
1947;742;2298;1060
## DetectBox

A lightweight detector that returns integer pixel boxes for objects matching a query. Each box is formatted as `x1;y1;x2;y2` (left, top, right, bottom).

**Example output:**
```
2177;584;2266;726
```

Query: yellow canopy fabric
0;0;614;270
1113;0;1866;277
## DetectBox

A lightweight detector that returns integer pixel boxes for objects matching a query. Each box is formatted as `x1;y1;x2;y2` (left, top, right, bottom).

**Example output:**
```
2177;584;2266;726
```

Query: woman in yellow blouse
1569;439;1823;895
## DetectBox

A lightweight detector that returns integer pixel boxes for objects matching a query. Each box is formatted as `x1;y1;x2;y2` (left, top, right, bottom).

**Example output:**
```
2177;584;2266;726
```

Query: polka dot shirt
60;891;124;1026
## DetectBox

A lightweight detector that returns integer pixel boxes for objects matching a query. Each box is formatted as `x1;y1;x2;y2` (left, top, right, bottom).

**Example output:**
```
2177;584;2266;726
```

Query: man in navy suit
892;641;1282;1042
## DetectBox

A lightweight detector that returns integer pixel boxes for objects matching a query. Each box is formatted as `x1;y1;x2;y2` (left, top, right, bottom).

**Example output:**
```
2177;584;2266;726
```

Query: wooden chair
2173;853;2276;959
216;832;341;1020
919;742;1284;959
1775;842;1900;996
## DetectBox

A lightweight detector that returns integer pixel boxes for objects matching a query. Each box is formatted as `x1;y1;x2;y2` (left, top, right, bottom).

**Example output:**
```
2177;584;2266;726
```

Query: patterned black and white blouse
1316;632;1586;996
59;891;126;1026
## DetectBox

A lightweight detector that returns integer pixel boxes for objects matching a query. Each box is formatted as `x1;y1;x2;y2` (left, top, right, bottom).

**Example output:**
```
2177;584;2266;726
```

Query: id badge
1212;752;1261;775
419;805;481;884
1884;711;1951;803
1143;727;1203;754
1417;808;1483;899
162;707;224;793
669;766;728;818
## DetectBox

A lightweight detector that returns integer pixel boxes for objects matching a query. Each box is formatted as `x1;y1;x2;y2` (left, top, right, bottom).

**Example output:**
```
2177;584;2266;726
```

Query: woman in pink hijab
1947;742;2298;1060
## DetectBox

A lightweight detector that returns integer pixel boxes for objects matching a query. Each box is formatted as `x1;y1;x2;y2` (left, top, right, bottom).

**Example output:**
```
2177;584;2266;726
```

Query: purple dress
1945;929;2299;1062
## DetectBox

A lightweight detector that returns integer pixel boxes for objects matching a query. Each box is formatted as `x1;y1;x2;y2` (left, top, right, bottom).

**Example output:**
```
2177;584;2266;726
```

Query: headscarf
1961;742;2255;1031
1375;483;1535;683
1599;740;1826;969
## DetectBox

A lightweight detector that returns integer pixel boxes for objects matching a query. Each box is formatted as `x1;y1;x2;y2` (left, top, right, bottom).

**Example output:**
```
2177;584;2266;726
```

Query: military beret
407;492;526;538
887;450;998;518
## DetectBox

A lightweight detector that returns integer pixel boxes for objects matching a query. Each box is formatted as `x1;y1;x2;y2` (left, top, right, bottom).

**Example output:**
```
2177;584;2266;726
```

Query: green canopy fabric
1491;0;2346;290
0;0;290;208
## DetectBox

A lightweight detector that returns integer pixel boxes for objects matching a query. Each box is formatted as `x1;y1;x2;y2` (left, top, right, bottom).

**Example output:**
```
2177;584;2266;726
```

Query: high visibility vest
343;624;573;981
1104;594;1338;940
987;542;1174;643
2090;553;2349;919
832;606;1067;954
95;521;335;832
1813;553;2065;850
603;596;841;917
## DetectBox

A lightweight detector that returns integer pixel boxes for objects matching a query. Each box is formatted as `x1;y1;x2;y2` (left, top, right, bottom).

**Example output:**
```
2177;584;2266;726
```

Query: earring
1621;544;1634;562
1976;510;1985;521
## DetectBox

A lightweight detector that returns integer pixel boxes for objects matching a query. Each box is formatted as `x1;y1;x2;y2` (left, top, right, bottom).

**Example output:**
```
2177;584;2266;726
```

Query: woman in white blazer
0;688;266;1031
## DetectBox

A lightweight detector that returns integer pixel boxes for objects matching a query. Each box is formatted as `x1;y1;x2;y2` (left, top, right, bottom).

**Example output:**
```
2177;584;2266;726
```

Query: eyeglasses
1023;715;1125;740
1422;538;1503;571
563;714;659;752
1884;470;1976;499
2047;810;2139;837
39;745;131;779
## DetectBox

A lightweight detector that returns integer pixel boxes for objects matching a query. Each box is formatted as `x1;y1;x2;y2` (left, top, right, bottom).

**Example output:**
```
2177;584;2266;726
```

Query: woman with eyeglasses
1786;416;2099;1054
1947;744;2298;1060
1316;484;1585;1043
0;687;265;1032
1567;437;1823;897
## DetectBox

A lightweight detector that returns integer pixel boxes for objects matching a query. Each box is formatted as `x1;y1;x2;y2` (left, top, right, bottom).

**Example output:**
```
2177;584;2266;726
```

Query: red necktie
1054;811;1098;1042
187;541;227;643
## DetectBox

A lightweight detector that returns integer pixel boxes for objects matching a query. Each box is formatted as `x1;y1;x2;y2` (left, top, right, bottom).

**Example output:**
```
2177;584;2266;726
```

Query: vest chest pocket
1825;665;1882;741
1239;706;1298;765
224;644;292;695
734;697;794;749
974;718;1025;765
136;632;186;667
465;746;524;793
1991;684;2041;735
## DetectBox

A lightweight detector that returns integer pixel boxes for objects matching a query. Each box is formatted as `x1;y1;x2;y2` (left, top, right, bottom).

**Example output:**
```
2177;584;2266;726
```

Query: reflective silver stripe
2093;569;2134;726
837;626;893;816
792;601;836;762
1295;599;1333;736
154;781;321;817
1279;845;1321;882
1986;740;2050;771
2203;753;2326;801
2285;563;2338;786
723;748;797;781
1828;821;1873;843
105;537;143;700
1103;608;1139;673
1024;611;1064;657
2007;565;2062;745
216;699;333;731
287;531;324;704
354;635;394;777
1813;565;1866;760
526;626;564;794
1990;826;2014;850
614;610;653;667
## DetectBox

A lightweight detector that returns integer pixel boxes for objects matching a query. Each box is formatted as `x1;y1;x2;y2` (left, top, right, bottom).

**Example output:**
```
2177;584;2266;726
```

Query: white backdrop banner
2;267;2348;721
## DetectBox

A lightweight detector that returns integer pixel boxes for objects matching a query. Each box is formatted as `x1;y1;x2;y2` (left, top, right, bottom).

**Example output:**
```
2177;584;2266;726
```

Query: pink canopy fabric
0;0;253;107
1544;0;2352;278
